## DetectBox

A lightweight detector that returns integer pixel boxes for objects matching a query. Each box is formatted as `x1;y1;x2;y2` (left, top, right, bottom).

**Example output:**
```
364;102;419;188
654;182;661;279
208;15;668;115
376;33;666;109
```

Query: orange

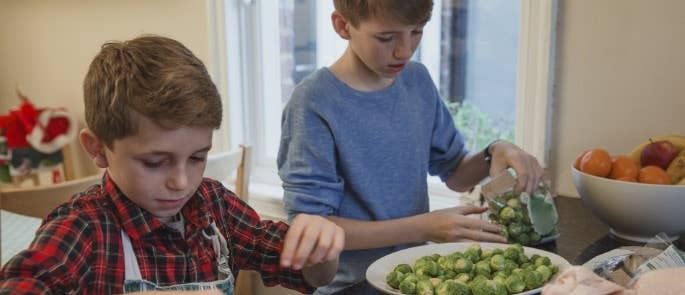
580;149;612;177
574;150;589;170
638;166;671;184
609;156;639;180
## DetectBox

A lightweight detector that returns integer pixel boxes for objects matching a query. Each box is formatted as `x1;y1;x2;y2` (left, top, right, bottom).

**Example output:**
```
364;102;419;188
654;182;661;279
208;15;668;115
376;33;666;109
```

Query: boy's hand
488;141;544;195
280;214;344;270
423;206;507;243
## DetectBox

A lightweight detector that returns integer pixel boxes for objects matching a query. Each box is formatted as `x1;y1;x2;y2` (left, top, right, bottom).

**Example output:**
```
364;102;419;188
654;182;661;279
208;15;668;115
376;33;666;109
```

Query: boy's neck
330;47;397;92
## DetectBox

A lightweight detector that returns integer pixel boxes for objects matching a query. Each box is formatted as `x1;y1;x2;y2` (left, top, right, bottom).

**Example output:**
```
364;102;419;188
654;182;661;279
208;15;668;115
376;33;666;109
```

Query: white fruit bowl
571;166;685;242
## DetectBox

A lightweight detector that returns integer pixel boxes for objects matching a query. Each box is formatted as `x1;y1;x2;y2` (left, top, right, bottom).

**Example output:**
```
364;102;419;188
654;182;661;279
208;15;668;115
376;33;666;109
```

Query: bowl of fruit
571;135;685;242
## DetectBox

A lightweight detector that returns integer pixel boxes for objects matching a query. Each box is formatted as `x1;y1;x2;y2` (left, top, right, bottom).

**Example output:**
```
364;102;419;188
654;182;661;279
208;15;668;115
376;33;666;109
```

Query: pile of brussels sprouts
385;243;559;295
487;191;558;246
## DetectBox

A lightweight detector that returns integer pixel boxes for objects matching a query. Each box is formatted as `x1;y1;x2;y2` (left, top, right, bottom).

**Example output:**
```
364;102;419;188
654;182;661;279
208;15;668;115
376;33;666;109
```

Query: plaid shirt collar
103;172;213;240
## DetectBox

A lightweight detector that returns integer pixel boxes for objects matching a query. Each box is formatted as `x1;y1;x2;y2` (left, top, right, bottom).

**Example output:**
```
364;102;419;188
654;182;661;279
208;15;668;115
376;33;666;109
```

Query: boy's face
346;17;425;79
86;116;212;220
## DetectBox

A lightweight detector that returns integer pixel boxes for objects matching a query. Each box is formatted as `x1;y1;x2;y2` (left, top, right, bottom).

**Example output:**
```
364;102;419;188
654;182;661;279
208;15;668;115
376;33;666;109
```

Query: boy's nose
167;165;189;190
394;40;412;60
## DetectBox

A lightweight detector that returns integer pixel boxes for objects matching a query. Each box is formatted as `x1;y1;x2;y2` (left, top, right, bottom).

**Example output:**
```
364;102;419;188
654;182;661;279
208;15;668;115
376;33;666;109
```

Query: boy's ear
331;11;351;40
79;129;109;168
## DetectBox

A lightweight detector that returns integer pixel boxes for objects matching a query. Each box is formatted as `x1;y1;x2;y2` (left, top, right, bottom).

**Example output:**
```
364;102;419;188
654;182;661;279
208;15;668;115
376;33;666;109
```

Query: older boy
0;35;343;294
277;0;543;293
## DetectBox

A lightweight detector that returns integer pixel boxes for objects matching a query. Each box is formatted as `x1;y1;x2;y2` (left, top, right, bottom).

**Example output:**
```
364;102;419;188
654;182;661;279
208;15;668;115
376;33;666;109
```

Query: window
210;0;556;197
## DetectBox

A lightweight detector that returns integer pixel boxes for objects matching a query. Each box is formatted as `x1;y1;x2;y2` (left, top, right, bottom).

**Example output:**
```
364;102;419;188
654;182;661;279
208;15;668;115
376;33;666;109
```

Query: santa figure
0;89;77;184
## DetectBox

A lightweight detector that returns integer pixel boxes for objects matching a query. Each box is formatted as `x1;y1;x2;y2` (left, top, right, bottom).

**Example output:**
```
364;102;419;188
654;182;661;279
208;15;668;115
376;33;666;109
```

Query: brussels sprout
503;261;518;275
454;258;473;274
520;263;533;271
489;254;506;271
439;255;457;271
416;279;435;295
505;274;526;293
499;207;516;222
514;211;524;223
386;271;406;289
395;264;414;274
499;227;509;240
492;275;506;287
528;231;541;243
480;249;494;261
470;279;507;295
455;273;470;283
549;264;559;275
521;269;543;290
443;270;457;280
530;254;540;262
492;270;507;280
416;260;440;277
435;279;471;295
430;254;442;261
536;265;552;282
400;279;418;295
503;248;518;261
508;224;527;237
430;277;444;287
506;198;521;209
474;261;492;278
511;268;523;276
534;256;551;268
514;232;530;246
491;249;504;256
518;252;530;264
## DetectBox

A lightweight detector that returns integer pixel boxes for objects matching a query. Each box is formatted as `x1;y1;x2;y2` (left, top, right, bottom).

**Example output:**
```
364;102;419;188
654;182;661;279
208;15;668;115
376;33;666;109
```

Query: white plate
366;242;572;295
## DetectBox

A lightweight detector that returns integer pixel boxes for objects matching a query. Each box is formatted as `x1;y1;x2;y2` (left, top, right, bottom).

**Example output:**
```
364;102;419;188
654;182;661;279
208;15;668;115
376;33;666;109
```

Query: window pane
273;0;519;158
427;0;519;151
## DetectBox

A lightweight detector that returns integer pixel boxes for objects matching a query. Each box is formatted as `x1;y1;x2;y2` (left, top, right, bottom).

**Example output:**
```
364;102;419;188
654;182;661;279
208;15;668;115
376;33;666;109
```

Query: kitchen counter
537;196;685;264
349;196;685;294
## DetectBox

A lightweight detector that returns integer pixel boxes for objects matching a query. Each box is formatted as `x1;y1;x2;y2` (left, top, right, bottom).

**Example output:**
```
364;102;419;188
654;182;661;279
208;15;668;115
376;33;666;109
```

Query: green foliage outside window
445;100;515;152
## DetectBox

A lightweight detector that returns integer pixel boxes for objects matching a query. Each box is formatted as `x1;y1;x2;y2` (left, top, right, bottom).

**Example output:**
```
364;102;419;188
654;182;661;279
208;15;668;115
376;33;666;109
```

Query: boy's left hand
488;141;544;195
280;214;344;270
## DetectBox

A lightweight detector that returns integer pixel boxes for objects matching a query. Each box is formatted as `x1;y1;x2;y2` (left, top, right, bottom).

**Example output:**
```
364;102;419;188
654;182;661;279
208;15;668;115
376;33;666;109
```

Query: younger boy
0;35;343;294
277;1;543;293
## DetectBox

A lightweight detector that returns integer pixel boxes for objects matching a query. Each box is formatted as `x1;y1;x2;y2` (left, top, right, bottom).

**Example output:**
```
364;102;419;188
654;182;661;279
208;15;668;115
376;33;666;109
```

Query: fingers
453;205;489;215
280;214;344;270
280;215;305;268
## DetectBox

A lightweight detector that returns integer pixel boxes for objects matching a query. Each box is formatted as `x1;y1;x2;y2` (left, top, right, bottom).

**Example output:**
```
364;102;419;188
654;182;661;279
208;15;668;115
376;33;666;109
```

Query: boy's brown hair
83;35;222;148
333;0;433;28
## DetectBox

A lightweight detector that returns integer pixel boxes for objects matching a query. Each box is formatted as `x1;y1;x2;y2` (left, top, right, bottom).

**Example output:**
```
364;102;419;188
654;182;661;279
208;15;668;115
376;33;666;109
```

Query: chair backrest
203;145;252;201
0;174;102;263
0;174;102;218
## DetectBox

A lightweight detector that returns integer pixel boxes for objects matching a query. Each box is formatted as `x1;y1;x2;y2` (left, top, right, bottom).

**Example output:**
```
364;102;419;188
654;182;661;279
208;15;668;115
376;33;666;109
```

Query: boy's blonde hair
83;35;222;148
333;0;433;28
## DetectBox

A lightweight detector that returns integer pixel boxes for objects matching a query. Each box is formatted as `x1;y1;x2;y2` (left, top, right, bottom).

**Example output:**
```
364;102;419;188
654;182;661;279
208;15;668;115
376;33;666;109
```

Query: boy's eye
142;160;164;168
412;30;424;35
375;35;393;42
190;156;206;163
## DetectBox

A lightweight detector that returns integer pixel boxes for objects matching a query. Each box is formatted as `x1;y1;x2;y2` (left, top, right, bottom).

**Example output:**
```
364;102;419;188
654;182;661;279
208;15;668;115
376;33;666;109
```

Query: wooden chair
0;174;101;263
204;145;252;201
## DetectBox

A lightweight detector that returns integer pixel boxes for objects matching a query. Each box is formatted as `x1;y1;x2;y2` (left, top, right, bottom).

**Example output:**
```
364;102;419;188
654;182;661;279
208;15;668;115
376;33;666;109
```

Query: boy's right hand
422;206;507;243
280;214;345;270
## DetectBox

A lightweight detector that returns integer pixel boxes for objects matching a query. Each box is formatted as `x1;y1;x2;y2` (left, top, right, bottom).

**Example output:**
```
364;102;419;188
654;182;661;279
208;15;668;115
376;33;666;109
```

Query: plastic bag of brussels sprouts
482;171;559;246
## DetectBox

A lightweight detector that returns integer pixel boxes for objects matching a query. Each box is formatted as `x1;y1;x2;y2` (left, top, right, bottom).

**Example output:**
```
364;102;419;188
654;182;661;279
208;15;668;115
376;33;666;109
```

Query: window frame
208;0;558;198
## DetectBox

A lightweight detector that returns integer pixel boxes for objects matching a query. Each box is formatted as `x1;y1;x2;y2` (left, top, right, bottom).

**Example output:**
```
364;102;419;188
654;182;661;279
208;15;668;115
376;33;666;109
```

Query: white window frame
207;0;558;202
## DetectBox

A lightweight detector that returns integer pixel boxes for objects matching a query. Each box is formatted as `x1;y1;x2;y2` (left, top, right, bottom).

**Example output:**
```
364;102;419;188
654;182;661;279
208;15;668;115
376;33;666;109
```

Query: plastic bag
482;170;560;245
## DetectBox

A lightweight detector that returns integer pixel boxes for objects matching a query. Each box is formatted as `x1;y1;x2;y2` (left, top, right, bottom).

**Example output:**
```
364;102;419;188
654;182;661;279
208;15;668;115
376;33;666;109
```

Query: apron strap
121;230;143;281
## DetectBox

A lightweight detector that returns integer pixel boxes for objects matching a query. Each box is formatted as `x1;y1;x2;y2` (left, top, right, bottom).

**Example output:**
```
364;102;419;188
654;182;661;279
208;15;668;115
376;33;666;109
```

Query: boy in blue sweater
277;1;544;293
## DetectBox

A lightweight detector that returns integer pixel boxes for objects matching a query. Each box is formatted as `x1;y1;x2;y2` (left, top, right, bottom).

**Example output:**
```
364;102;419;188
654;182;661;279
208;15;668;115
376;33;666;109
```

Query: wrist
483;140;501;164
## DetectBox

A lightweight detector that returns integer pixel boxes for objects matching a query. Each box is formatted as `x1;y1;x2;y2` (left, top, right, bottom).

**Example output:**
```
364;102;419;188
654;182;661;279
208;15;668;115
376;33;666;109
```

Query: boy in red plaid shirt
0;35;343;294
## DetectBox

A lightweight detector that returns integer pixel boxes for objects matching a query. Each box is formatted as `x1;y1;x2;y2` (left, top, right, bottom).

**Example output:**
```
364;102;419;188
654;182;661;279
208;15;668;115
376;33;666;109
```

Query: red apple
641;139;679;170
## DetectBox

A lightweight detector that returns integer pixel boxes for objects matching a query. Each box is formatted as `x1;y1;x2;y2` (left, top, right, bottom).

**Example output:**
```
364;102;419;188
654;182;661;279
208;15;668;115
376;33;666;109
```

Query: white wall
0;0;212;178
551;0;685;197
2;0;684;196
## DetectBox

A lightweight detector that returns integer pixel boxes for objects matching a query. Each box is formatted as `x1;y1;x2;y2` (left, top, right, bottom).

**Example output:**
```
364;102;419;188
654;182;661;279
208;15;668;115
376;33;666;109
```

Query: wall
551;0;685;197
0;0;212;178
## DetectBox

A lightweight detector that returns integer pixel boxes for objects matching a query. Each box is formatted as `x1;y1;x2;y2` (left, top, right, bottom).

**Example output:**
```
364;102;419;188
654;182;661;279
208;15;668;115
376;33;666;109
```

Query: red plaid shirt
0;173;314;294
